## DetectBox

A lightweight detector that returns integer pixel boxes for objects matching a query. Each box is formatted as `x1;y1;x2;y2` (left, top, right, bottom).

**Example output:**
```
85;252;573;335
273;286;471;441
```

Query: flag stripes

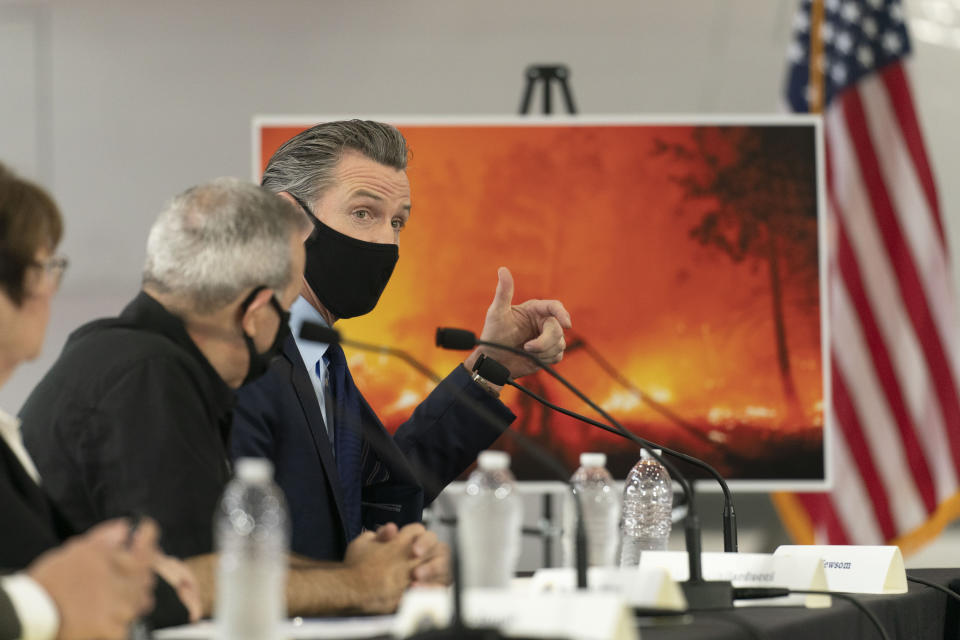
778;0;960;549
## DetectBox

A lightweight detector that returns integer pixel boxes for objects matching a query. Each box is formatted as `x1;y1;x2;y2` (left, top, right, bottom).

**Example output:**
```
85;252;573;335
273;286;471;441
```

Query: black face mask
291;195;399;319
239;287;291;386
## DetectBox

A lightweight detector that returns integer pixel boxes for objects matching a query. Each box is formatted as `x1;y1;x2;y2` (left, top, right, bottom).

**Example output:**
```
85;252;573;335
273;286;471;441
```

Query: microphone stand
507;379;737;553
437;328;734;610
565;334;742;458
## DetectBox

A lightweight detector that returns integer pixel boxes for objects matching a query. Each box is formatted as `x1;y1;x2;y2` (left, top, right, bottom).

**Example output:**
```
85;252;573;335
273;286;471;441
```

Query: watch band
471;354;502;397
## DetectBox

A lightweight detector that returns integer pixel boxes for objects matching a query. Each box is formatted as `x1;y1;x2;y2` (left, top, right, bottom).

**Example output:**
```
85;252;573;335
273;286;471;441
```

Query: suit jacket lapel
282;336;349;541
0;436;53;526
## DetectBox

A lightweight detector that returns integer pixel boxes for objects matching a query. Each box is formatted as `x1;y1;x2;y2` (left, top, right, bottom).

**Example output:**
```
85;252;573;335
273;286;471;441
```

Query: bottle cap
235;457;273;483
579;452;607;468
477;450;511;471
639;448;663;461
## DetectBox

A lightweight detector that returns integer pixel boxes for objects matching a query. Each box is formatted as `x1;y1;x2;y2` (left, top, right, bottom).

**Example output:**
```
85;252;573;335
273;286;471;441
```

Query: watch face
472;353;487;373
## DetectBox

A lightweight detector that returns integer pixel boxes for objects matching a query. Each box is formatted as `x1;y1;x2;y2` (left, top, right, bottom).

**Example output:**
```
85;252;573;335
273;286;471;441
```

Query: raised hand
466;267;572;379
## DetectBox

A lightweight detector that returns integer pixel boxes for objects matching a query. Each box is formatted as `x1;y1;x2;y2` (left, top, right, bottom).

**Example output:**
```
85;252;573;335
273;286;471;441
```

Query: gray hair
260;119;408;206
143;178;304;313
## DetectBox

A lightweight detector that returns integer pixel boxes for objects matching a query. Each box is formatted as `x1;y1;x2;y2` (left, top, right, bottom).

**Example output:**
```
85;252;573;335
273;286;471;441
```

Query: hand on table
153;553;202;623
29;518;157;640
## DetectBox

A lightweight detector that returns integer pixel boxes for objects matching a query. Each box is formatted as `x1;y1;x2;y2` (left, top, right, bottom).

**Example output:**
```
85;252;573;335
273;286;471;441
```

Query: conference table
638;568;960;640
155;568;960;639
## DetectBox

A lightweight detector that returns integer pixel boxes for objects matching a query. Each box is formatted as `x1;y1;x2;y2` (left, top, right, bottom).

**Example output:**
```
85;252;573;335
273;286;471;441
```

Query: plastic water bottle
215;458;289;640
563;452;620;568
619;449;673;567
457;450;523;588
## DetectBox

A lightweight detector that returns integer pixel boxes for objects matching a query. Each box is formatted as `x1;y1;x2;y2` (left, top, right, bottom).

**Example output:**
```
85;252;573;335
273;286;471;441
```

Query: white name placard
393;587;638;640
773;545;907;594
638;551;831;608
529;566;687;611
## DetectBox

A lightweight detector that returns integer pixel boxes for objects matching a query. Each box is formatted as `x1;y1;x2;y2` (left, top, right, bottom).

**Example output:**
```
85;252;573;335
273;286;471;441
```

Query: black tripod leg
519;67;538;114
558;73;577;114
542;76;553;114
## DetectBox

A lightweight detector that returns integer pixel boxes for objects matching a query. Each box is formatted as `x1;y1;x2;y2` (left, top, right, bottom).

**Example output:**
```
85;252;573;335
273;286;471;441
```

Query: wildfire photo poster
255;116;828;490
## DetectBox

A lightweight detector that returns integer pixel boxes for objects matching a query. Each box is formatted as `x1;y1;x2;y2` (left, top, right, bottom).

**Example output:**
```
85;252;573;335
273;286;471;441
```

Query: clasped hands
343;522;449;613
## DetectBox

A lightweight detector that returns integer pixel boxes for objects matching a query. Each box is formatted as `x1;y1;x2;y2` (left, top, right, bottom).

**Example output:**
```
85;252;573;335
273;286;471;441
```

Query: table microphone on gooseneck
297;322;587;638
506;377;738;553
435;327;735;611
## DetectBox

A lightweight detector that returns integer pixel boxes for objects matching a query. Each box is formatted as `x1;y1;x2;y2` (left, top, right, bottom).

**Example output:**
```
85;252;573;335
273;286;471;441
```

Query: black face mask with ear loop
239;286;291;387
290;194;399;319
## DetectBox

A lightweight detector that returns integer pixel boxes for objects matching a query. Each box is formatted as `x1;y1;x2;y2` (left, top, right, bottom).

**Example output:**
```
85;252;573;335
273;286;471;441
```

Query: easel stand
519;65;577;115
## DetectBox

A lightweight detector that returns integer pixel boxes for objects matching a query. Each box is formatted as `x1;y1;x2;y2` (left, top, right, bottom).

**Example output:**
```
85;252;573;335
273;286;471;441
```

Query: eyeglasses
30;255;69;289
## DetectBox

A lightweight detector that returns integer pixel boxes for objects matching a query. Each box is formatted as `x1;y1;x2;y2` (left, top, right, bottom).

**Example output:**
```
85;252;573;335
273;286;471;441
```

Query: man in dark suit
233;120;572;562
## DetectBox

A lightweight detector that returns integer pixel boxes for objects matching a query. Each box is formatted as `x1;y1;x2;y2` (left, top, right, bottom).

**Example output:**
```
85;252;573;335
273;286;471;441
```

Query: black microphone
436;327;734;611
301;322;448;386
298;322;590;634
435;327;477;351
298;322;340;345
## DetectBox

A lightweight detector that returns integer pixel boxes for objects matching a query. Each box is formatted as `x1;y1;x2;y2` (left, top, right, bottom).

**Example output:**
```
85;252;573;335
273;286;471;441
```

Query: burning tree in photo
655;126;820;428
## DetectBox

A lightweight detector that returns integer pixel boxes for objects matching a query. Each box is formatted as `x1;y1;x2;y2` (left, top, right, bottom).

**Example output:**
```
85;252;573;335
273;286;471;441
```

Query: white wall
2;0;959;562
5;0;801;287
0;0;801;413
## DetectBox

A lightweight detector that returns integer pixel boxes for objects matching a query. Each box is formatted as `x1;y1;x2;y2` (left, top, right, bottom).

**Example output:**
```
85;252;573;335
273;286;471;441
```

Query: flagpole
808;0;826;114
771;0;827;547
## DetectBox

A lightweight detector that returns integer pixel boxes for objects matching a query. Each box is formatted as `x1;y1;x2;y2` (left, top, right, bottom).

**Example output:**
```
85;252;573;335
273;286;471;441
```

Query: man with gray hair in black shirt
22;177;447;618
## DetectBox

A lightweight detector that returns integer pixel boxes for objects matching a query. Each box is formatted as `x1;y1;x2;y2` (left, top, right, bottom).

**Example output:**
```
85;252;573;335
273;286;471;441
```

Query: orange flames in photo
259;122;824;484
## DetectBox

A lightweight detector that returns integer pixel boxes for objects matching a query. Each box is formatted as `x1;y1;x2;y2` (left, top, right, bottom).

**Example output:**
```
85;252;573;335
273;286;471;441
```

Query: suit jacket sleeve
0;441;63;570
392;364;516;504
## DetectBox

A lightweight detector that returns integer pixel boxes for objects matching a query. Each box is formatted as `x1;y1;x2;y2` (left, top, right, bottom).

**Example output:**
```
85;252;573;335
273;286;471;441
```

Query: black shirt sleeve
28;355;230;559
0;441;63;569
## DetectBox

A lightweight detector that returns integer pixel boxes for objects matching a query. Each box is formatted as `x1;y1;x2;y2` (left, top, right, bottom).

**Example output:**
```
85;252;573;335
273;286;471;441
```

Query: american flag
776;0;960;549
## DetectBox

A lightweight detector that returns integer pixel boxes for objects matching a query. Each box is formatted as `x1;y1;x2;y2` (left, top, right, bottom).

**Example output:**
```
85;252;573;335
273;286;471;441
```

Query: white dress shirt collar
289;295;330;367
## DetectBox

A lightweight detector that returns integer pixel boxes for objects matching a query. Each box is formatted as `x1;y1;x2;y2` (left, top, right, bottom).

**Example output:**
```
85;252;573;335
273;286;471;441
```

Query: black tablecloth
638;568;960;640
158;568;960;639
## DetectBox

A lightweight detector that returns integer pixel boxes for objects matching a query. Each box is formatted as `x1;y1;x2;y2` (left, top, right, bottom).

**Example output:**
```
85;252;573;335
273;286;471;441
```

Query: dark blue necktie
322;342;364;541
